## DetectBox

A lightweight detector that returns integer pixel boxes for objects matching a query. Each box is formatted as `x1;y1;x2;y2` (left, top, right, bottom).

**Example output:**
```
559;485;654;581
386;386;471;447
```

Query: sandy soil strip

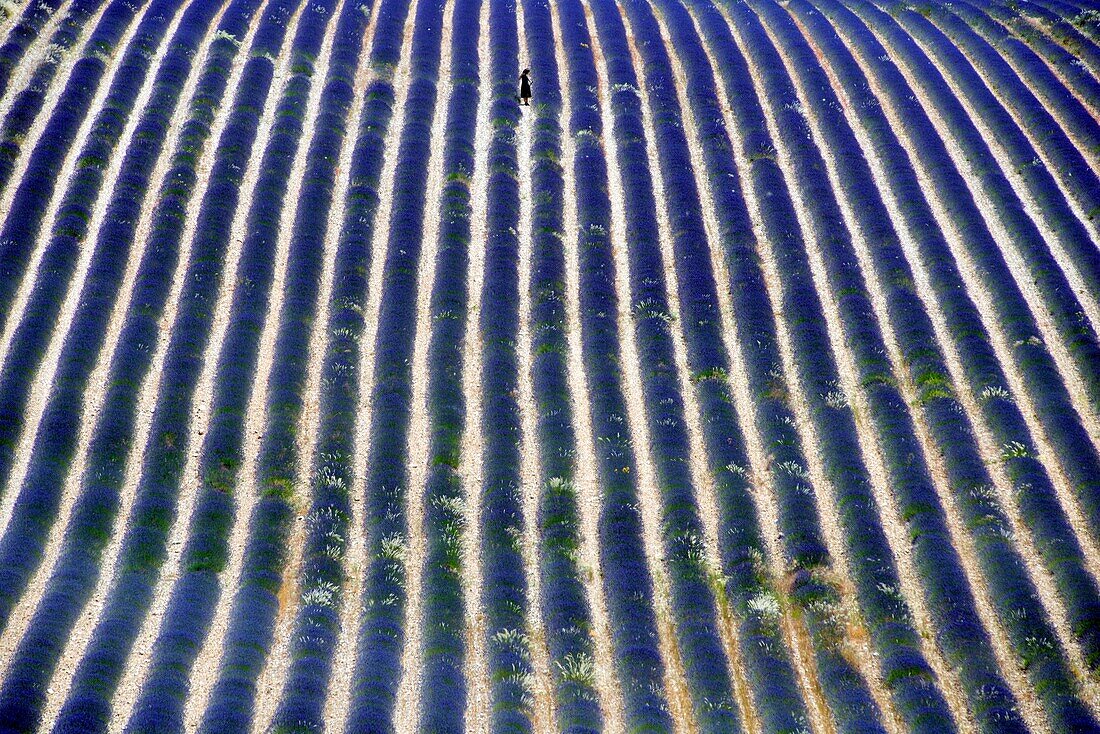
1022;12;1100;87
632;7;802;733
547;2;625;729
678;6;856;734
0;0;218;688
827;10;1068;731
932;6;1100;174
34;4;274;729
459;3;492;729
0;0;117;335
180;3;345;729
777;16;1100;711
806;1;1100;609
0;0;23;37
706;6;904;731
916;10;1100;319
323;0;421;727
872;12;1100;453
104;4;312;729
0;0;190;545
801;2;1100;709
0;0;153;505
390;1;455;730
247;4;383;731
994;7;1100;129
511;2;556;729
582;4;700;732
0;0;113;209
0;0;73;115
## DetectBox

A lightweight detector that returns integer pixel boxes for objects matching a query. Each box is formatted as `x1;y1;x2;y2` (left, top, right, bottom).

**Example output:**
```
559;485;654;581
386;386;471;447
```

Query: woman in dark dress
520;68;531;106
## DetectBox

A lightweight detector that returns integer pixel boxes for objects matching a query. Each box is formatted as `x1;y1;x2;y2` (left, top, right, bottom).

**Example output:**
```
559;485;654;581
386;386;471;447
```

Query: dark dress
520;74;531;100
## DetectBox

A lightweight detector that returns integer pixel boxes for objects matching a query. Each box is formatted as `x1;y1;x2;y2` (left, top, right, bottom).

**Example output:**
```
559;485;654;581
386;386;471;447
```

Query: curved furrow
0;0;69;113
0;0;134;341
853;1;1100;447
320;0;419;727
822;0;1100;726
908;1;1100;316
0;0;111;207
977;0;1100;120
1005;0;1100;83
111;2;333;729
179;3;346;731
458;7;492;730
608;4;762;731
0;0;155;504
263;0;414;729
387;0;456;730
246;1;379;729
554;0;684;729
584;2;731;730
468;1;542;729
0;0;200;634
794;0;1100;693
690;1;914;730
341;0;447;728
513;2;558;728
816;0;1100;585
0;0;231;722
35;3;273;729
43;0;303;728
599;1;783;730
387;0;478;729
668;0;969;730
933;0;1100;171
763;0;1100;723
529;0;622;728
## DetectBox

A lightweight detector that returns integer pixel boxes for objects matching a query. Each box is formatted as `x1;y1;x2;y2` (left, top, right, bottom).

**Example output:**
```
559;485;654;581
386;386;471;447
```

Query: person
519;68;531;106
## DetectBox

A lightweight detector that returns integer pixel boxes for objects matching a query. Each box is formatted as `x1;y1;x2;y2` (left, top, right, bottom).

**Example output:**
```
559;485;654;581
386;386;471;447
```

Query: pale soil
642;8;760;732
0;0;118;370
514;0;559;728
0;0;73;124
391;0;455;729
105;3;311;728
916;10;1100;328
806;13;1100;703
34;3;275;728
835;9;1065;730
817;4;1100;592
248;2;383;730
548;1;626;729
323;0;421;726
0;0;217;692
698;6;848;734
0;0;150;511
882;12;1100;453
817;3;1100;714
582;4;695;732
181;2;346;728
459;3;491;728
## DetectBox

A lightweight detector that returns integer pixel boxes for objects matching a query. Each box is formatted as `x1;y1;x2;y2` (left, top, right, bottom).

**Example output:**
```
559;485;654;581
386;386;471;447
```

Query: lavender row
518;0;603;728
0;0;134;324
123;1;336;728
344;0;446;727
46;0;299;728
195;0;373;729
556;0;673;727
266;0;413;728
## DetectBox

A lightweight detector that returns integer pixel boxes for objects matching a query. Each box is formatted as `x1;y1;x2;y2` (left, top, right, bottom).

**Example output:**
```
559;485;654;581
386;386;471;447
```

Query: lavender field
0;0;1097;731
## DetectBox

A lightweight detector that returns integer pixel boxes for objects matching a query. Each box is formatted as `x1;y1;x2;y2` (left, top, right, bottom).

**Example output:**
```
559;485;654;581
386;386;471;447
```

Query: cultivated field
0;0;1097;731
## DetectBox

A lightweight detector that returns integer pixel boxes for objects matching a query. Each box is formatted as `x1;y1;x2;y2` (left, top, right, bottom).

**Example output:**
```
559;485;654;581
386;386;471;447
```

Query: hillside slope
0;0;1097;731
